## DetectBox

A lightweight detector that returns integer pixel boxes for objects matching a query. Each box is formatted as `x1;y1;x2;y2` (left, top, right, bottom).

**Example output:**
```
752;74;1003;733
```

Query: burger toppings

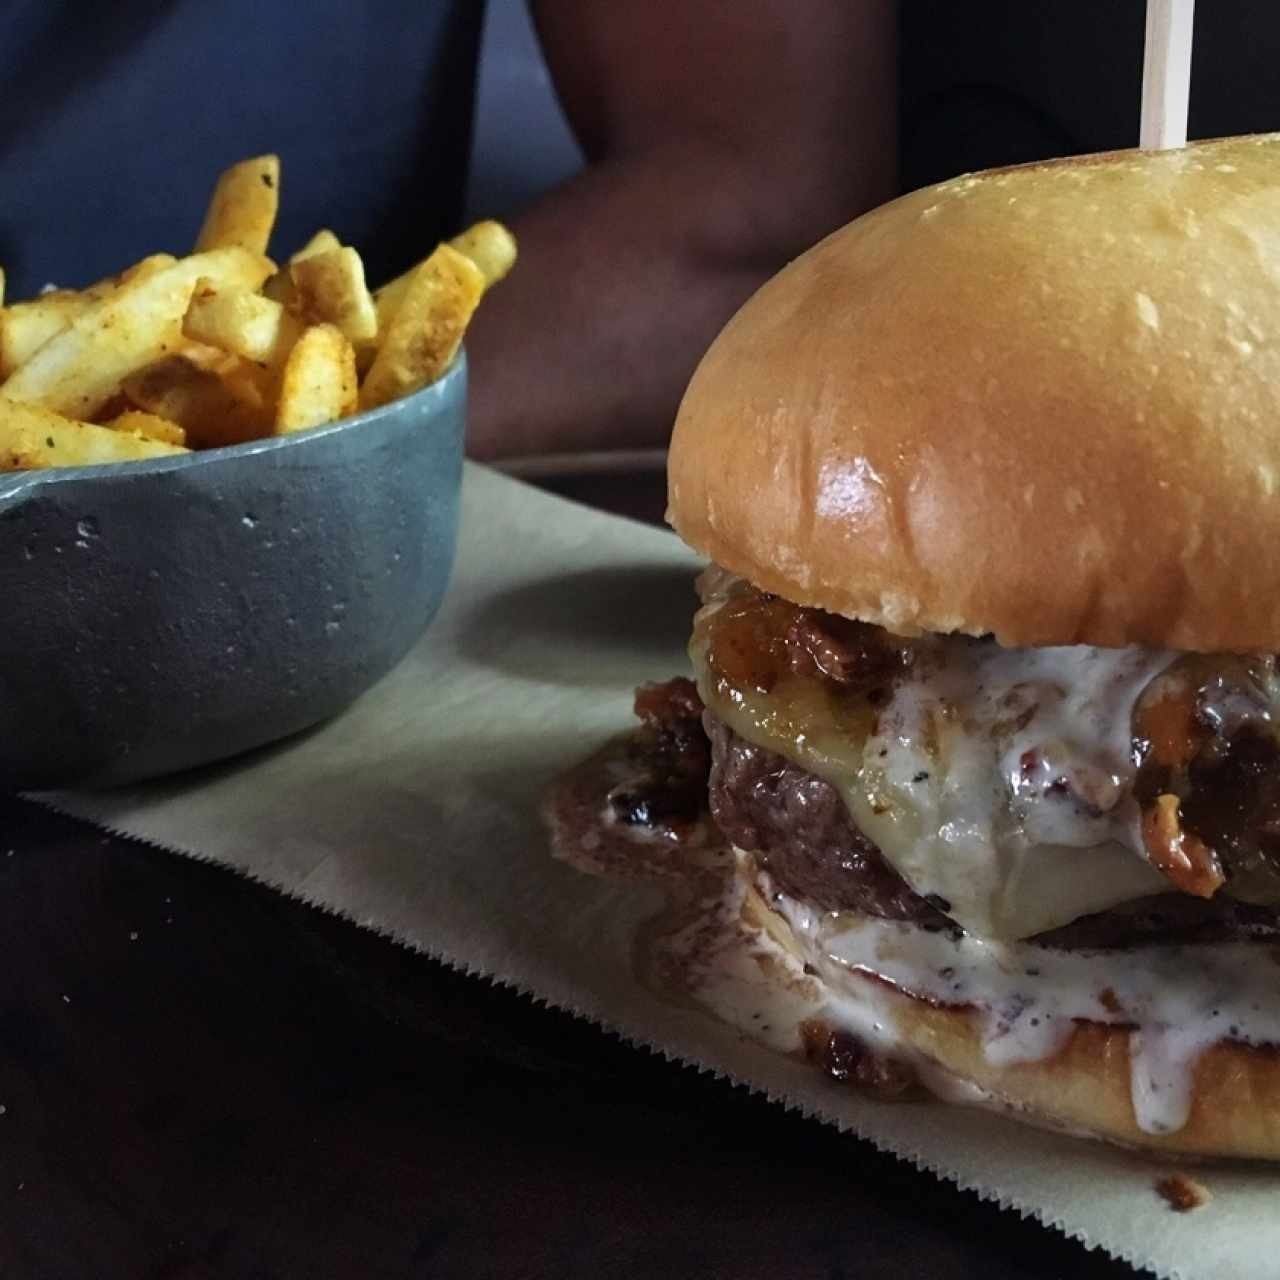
713;713;1280;940
616;696;1280;948
548;689;1280;1136
705;584;911;695
692;577;1172;938
1141;795;1224;899
690;575;1280;939
550;571;1280;1139
1133;655;1280;903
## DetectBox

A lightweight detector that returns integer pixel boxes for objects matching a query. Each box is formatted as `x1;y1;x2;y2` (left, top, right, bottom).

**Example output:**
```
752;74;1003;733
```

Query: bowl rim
0;350;466;500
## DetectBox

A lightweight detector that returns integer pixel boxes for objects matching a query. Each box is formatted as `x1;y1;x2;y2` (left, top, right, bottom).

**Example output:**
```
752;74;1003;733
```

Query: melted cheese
693;605;1175;940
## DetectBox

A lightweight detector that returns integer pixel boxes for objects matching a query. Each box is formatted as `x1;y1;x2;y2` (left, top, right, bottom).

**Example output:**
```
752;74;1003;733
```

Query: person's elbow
652;119;897;283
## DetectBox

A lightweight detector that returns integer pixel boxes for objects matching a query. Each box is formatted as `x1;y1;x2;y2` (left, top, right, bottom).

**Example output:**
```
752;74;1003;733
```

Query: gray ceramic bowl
0;356;466;790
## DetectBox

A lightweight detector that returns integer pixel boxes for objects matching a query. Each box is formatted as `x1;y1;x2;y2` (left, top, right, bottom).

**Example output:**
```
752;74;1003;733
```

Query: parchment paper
40;465;1280;1280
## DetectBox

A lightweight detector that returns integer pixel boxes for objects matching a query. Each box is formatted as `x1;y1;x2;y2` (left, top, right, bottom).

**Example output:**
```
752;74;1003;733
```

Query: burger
550;133;1280;1159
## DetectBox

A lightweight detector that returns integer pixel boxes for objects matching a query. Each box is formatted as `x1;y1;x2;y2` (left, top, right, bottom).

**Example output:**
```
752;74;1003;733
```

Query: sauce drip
543;732;824;1056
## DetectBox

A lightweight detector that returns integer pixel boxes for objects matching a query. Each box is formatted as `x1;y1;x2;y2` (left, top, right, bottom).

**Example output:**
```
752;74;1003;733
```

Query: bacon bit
1142;794;1226;898
1155;1173;1211;1213
705;587;909;697
633;678;703;729
799;1019;918;1099
1098;987;1123;1015
784;613;895;687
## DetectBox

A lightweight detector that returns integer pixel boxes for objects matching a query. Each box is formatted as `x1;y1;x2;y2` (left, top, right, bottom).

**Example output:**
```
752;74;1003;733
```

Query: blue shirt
0;1;482;298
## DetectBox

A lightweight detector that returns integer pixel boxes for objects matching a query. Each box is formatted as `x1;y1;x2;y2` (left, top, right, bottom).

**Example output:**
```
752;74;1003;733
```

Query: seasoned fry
122;353;270;449
0;247;274;418
274;324;357;433
373;267;414;335
2;153;512;464
0;292;89;378
85;253;179;301
183;282;301;366
448;221;518;289
290;229;340;264
373;221;517;334
194;155;280;256
102;409;187;447
261;269;296;308
290;247;378;345
361;245;483;410
0;397;187;470
0;256;187;379
215;355;276;429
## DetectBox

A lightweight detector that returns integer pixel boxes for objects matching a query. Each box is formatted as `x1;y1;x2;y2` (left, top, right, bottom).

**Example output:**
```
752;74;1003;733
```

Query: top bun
668;135;1280;651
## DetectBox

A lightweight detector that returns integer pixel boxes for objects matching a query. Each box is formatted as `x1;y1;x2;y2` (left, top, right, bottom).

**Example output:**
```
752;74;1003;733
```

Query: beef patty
627;677;1280;948
704;712;950;926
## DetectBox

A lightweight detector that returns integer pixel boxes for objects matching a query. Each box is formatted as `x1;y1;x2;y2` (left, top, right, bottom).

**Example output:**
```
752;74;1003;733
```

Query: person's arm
464;0;897;462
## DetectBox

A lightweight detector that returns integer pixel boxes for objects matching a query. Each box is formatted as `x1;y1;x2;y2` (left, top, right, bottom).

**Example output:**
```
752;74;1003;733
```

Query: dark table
0;472;1148;1280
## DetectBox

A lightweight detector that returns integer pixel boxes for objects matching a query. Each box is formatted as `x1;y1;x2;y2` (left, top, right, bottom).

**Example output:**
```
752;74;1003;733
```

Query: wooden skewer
1140;0;1196;150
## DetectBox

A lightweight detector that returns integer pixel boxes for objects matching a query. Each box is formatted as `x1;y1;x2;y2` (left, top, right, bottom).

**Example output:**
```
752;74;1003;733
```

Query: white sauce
771;888;1280;1135
853;641;1178;938
670;872;824;1055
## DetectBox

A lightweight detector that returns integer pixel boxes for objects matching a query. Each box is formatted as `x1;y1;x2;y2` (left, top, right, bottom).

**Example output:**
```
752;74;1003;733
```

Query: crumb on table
1155;1173;1211;1213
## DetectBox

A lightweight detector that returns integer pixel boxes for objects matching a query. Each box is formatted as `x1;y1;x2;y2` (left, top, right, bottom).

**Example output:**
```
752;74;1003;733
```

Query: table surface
0;472;1151;1280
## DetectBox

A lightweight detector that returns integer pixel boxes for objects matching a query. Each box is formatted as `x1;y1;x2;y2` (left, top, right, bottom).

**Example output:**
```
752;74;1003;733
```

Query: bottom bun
888;992;1280;1160
740;874;1280;1161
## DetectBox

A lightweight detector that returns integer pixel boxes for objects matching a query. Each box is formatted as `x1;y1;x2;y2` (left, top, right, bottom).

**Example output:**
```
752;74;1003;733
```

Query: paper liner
37;464;1280;1280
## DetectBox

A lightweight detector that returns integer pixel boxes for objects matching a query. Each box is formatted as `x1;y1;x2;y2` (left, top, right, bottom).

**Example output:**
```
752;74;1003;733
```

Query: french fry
122;353;270;449
0;247;274;418
84;253;178;301
217;355;277;423
290;229;340;264
360;245;483;410
289;247;378;346
0;397;187;470
102;409;187;447
194;155;280;256
261;269;296;307
448;221;517;288
373;266;415;335
0;254;179;379
183;282;301;366
373;221;516;335
0;292;90;379
1;155;510;465
274;324;357;433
